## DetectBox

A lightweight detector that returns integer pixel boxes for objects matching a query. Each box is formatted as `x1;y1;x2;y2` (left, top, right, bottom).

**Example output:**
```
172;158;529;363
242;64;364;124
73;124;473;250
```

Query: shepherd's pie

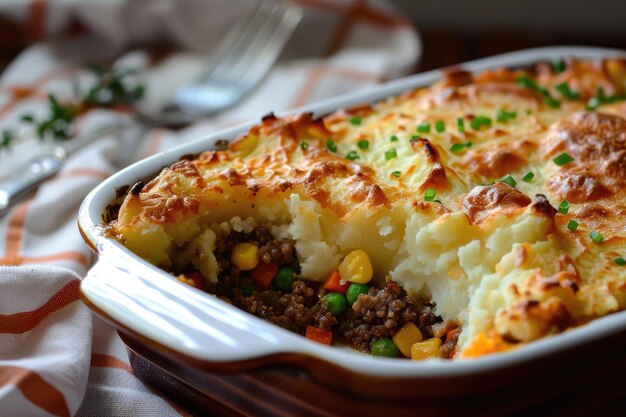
107;58;626;359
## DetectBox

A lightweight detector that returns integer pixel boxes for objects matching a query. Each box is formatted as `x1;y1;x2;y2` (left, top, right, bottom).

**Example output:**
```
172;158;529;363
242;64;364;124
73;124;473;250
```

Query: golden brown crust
461;144;530;179
462;183;531;224
114;57;626;260
544;112;626;204
132;193;200;224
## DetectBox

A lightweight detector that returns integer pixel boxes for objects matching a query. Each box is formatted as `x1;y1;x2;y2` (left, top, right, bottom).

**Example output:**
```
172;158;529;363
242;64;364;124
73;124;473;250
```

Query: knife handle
0;152;64;217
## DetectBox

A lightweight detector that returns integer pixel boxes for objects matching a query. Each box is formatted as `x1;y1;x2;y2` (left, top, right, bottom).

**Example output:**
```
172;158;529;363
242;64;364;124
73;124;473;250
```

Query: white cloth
0;0;420;415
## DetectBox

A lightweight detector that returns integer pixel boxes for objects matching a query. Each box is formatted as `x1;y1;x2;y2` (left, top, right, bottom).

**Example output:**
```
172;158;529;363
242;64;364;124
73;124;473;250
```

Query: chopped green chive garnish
522;172;535;182
300;141;309;150
392;170;401;178
346;150;359;161
583;87;626;110
457;117;465;133
516;75;537;90
543;96;561;108
567;219;579;231
516;76;549;96
358;139;369;150
21;114;34;123
450;141;472;153
496;108;517;123
517;75;566;109
590;231;604;244
349;116;362;125
558;200;570;214
435;120;445;133
500;175;517;187
479;116;493;125
326;140;337;152
385;148;397;161
553;152;574;166
417;123;431;133
555;82;580;100
390;135;398;142
424;188;436;202
614;257;626;266
470;116;492;131
525;109;533;115
456;117;465;133
552;59;566;74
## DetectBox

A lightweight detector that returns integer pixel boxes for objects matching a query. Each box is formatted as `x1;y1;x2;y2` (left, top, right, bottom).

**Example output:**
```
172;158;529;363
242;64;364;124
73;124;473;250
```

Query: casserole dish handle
81;243;309;365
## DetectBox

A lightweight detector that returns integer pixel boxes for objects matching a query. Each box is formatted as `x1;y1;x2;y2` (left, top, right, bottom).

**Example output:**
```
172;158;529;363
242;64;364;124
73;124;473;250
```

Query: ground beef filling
201;227;457;358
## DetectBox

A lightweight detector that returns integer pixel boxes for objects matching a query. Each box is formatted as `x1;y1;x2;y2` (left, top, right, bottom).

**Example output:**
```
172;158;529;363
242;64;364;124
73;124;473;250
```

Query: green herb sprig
1;64;145;152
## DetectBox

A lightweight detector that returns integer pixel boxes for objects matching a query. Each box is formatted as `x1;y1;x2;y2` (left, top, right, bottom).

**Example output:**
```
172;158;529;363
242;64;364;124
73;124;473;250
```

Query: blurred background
391;0;626;71
1;0;626;73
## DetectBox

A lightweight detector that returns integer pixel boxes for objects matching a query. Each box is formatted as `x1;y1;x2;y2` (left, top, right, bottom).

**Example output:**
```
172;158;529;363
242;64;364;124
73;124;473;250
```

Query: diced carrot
187;272;204;289
251;262;279;289
323;271;349;294
387;281;400;291
305;326;333;345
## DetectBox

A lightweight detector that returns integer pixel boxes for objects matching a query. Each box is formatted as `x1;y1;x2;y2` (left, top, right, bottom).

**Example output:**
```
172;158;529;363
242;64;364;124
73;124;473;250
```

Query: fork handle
0;152;64;217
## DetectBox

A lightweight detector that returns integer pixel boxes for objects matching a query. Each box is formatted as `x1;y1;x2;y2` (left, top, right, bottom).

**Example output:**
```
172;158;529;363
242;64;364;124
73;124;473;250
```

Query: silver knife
0;123;129;218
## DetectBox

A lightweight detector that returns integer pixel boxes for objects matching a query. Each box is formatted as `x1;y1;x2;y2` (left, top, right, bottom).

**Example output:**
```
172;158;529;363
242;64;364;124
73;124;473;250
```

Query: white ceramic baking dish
78;46;626;416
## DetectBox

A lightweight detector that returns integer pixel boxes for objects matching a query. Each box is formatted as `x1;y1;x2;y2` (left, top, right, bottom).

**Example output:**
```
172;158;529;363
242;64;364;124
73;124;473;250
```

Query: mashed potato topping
108;58;626;356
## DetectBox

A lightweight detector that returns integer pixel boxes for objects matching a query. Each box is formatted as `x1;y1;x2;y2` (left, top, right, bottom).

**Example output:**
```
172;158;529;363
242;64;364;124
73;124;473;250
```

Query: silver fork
151;0;302;127
0;1;302;217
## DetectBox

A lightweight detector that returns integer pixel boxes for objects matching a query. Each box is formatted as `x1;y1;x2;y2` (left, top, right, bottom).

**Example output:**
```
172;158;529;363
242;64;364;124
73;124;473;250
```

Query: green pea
371;338;400;357
346;283;369;305
242;282;255;297
273;266;295;292
324;292;348;316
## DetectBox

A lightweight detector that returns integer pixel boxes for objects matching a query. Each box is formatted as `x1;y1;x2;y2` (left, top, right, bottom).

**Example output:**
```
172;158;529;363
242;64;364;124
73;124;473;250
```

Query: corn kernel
411;338;442;360
176;275;195;287
231;242;260;271
338;249;373;284
392;323;423;358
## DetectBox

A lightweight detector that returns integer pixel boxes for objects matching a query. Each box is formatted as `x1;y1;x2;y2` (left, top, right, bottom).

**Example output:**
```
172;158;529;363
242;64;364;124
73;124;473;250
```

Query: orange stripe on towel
1;198;91;266
24;252;91;267
290;65;326;108
90;353;134;374
0;252;90;267
295;0;410;56
0;365;70;417
52;168;112;182
3;202;31;260
0;279;80;333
